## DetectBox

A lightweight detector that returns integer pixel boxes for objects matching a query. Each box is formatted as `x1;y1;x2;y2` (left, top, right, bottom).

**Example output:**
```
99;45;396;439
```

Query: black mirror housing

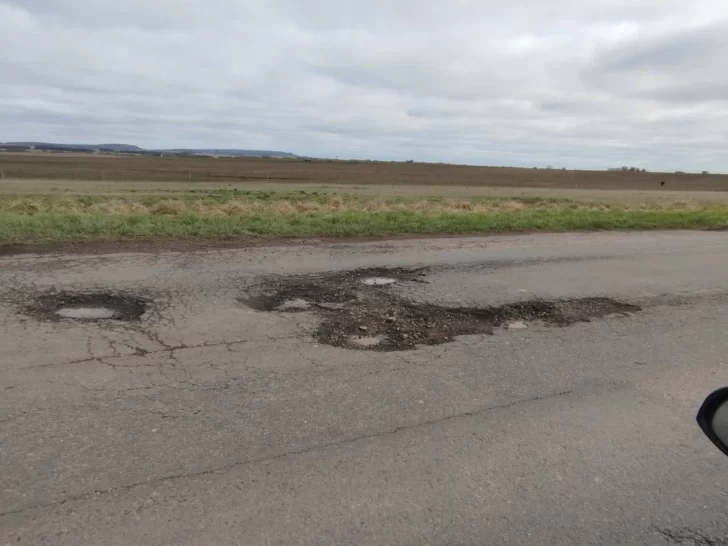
697;387;728;458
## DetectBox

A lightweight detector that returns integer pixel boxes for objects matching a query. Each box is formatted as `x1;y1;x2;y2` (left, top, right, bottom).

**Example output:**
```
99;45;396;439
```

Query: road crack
0;389;571;517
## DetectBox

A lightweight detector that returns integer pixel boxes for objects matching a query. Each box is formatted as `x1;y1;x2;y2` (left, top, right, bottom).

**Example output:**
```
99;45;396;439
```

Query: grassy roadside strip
1;191;727;244
1;207;727;244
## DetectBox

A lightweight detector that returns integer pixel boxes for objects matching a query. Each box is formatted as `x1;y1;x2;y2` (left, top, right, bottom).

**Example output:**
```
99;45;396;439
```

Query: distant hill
159;149;297;158
0;142;296;158
2;142;145;153
98;144;145;152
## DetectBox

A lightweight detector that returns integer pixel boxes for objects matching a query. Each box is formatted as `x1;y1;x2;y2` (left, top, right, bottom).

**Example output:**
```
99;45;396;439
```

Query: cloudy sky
1;1;726;171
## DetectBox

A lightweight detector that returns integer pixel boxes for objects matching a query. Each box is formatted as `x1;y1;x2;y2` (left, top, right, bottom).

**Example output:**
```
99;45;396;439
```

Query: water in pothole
349;335;386;347
56;307;118;320
361;277;397;286
23;292;149;322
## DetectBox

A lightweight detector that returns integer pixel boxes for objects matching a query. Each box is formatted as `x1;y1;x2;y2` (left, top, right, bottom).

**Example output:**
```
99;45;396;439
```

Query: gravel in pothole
23;292;149;322
243;267;640;351
319;297;639;351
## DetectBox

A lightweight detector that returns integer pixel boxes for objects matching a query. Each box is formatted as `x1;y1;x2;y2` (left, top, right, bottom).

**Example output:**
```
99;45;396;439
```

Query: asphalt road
2;231;728;545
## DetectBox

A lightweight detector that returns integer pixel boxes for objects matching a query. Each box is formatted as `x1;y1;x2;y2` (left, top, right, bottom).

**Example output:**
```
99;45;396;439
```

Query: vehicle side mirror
697;387;728;458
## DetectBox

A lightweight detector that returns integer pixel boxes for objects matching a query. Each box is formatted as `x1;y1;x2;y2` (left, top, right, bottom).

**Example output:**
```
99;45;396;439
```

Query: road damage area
2;232;728;545
243;266;640;350
20;291;150;322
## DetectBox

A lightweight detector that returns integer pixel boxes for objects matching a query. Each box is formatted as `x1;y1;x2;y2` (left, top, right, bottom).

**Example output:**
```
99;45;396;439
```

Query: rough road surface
2;231;728;545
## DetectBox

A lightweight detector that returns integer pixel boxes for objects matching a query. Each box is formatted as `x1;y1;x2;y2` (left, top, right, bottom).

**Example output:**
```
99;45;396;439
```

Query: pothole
24;292;149;322
241;267;425;312
243;267;641;351
319;297;639;351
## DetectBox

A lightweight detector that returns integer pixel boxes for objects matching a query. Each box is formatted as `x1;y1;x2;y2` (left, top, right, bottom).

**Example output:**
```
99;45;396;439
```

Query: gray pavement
2;231;728;545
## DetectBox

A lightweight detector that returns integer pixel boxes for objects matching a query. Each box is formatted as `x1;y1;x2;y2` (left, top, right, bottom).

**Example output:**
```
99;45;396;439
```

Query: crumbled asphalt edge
16;290;151;322
656;526;728;545
242;267;641;351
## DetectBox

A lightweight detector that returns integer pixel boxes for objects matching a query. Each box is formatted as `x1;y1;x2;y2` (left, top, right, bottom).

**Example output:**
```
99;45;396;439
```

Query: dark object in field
661;181;666;186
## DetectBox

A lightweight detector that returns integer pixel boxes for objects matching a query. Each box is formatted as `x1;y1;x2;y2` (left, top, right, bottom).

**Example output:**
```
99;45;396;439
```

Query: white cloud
1;0;727;171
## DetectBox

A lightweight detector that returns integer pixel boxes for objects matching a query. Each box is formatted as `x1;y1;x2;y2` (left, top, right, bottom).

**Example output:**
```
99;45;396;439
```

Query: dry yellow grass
3;190;728;245
3;195;723;218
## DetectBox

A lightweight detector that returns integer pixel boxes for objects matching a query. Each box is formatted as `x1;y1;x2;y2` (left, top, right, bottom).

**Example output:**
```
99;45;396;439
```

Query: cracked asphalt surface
2;231;728;545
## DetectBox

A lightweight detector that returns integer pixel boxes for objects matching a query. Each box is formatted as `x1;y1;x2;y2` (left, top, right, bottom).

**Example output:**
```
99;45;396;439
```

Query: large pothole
24;292;149;322
317;297;639;351
241;267;426;312
243;267;640;351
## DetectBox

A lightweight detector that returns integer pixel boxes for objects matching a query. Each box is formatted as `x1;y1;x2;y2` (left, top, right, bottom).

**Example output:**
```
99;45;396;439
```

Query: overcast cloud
1;0;727;171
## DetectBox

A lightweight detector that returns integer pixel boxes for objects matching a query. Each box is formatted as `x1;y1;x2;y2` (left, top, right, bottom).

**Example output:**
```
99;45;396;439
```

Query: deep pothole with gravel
242;267;641;351
23;292;149;322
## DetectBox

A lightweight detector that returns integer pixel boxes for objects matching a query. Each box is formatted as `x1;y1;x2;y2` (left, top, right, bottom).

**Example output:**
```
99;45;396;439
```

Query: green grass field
1;186;727;245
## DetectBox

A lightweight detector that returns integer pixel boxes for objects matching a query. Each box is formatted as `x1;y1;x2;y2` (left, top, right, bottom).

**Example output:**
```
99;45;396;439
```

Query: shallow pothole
24;292;149;322
243;267;641;351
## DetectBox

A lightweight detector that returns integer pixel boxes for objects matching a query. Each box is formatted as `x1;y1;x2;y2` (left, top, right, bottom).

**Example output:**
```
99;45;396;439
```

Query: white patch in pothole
505;320;528;330
56;307;118;320
361;277;396;286
316;302;348;311
349;335;385;347
274;299;311;311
